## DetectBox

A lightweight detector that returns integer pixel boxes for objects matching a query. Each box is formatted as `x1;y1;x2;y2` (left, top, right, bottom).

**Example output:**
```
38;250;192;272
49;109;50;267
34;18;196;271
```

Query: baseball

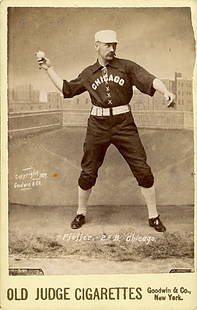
36;50;45;59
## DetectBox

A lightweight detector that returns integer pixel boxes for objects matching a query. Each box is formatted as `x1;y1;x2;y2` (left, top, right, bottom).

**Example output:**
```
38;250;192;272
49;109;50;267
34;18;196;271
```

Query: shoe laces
153;216;160;225
75;214;84;222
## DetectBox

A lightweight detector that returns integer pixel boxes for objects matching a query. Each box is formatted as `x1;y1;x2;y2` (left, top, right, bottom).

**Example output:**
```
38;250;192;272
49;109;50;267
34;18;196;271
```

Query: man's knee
78;173;96;190
138;175;154;188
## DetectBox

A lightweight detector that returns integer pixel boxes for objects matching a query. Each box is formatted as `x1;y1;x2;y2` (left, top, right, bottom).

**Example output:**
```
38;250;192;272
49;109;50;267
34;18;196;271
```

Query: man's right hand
35;51;52;70
35;50;63;92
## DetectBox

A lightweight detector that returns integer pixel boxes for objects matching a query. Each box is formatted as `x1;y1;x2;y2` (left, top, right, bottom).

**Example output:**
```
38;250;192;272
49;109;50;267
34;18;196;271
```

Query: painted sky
8;7;195;101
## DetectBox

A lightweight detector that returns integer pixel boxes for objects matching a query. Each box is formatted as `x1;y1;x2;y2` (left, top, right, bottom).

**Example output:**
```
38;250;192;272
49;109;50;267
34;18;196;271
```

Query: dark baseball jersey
62;57;156;108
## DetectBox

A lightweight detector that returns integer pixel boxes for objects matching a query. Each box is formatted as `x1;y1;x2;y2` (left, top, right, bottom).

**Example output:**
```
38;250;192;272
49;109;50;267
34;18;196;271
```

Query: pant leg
111;112;154;188
78;115;111;190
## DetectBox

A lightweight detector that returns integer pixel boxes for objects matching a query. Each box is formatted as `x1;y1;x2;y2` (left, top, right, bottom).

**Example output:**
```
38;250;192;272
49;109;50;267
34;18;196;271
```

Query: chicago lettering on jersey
92;74;125;90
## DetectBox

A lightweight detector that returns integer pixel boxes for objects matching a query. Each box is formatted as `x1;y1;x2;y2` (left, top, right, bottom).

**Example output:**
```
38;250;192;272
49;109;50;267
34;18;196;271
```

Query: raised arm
35;51;86;98
36;51;63;92
47;67;63;92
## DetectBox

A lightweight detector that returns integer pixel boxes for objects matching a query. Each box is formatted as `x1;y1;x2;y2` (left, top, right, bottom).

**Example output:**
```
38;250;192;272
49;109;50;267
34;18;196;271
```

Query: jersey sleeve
62;73;86;98
129;62;156;96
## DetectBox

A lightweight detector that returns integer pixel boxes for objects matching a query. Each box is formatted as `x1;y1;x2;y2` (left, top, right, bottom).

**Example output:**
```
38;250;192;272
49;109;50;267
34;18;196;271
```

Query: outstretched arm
153;78;176;107
36;52;63;92
35;51;86;98
46;67;63;92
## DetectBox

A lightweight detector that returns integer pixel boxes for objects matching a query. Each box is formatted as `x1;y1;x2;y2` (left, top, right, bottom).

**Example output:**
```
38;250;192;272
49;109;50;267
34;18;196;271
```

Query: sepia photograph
7;6;195;278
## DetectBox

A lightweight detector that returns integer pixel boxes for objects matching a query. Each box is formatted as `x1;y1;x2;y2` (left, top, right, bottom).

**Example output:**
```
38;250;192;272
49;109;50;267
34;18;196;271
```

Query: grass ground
9;204;194;275
9;230;194;261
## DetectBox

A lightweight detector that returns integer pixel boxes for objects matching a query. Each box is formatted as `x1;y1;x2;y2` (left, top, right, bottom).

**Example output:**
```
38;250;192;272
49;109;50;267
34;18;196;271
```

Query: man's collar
91;58;120;73
91;60;103;73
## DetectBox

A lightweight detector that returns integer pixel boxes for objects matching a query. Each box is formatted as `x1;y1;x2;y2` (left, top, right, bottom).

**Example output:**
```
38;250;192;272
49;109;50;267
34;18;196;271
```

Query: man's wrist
45;65;53;72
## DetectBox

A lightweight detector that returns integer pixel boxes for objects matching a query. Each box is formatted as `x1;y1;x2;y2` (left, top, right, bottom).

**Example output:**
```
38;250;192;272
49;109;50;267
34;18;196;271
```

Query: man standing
36;30;175;232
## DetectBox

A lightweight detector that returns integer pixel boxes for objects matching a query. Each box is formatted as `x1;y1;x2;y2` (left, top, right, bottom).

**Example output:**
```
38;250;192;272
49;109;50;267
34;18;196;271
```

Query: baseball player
36;30;175;232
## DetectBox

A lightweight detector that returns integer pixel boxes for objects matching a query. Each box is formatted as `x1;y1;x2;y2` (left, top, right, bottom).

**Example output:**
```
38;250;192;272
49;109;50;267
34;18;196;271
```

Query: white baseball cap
95;30;118;43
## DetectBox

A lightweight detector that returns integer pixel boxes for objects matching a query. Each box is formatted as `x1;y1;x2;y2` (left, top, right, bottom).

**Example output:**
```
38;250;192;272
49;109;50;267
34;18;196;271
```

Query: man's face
96;42;117;61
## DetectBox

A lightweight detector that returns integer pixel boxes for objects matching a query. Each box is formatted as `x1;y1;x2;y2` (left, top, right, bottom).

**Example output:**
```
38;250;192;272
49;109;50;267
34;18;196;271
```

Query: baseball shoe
71;214;85;229
149;215;166;232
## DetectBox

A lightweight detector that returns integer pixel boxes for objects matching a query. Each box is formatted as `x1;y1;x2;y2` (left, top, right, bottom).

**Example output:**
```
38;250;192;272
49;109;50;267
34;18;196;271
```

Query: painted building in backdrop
132;73;192;112
174;72;193;111
8;72;193;113
8;85;63;112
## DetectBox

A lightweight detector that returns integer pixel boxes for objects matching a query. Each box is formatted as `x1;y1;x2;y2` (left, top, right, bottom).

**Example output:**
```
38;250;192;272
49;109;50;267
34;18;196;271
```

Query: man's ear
95;41;100;51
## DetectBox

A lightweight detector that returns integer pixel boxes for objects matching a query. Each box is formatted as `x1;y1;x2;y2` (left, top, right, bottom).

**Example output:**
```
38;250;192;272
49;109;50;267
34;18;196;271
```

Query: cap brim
95;40;118;43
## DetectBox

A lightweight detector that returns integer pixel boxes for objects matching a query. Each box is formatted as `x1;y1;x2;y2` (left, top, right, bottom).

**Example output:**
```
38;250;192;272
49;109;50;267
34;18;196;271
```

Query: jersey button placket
101;66;112;105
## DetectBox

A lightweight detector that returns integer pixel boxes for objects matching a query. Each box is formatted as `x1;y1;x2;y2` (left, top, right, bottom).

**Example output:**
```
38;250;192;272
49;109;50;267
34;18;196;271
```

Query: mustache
107;52;116;56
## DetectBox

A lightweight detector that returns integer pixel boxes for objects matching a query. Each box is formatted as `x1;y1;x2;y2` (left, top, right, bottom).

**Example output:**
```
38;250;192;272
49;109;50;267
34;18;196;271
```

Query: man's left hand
164;91;176;107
